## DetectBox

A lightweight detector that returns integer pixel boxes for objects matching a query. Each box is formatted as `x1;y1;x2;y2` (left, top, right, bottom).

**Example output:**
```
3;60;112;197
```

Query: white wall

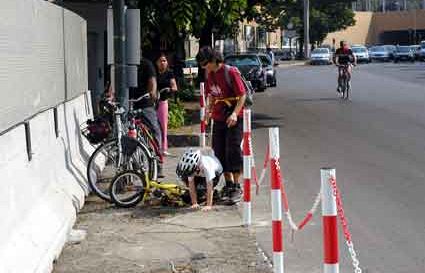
0;0;93;272
0;93;94;273
0;0;88;133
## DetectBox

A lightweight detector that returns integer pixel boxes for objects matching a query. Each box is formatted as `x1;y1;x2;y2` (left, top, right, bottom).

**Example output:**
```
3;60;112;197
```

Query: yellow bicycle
109;170;191;208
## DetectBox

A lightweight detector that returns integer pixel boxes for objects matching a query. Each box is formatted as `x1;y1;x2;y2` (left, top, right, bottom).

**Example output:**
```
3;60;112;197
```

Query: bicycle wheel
110;170;146;208
86;139;153;201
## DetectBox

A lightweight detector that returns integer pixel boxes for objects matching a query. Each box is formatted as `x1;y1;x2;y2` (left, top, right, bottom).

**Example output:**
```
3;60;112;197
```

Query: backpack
223;65;254;107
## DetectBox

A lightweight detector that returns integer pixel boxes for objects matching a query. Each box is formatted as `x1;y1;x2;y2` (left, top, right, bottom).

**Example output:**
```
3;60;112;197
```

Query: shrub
177;78;197;102
168;101;186;129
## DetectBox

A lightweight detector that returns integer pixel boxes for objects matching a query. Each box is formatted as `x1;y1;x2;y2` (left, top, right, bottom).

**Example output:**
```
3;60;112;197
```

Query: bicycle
109;169;224;208
108;170;190;208
85;88;170;202
337;64;353;100
86;102;154;202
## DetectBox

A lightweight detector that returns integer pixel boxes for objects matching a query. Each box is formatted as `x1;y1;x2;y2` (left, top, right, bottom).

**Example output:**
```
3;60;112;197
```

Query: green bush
168;101;186;129
177;78;197;102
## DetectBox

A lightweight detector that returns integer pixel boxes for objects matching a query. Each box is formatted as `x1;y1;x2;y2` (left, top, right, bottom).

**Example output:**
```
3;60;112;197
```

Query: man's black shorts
212;119;243;173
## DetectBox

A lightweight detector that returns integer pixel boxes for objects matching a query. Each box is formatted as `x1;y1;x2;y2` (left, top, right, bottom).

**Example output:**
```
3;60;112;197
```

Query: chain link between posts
329;176;362;273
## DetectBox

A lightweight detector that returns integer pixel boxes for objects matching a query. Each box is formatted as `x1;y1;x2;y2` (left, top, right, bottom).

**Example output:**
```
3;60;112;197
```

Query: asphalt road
250;62;425;273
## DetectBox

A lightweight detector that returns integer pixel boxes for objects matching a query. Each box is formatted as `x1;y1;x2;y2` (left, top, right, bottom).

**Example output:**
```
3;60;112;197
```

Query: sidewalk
53;147;272;273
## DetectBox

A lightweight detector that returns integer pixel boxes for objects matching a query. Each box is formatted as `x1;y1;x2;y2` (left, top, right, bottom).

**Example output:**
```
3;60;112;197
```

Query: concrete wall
0;93;93;273
324;10;425;46
0;1;93;272
0;0;88;133
373;9;425;34
324;12;375;46
61;2;108;114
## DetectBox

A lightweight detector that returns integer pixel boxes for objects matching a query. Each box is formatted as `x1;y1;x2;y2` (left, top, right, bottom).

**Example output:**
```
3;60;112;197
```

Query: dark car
394;46;415;63
224;54;267;92
275;50;295;61
257;53;277;87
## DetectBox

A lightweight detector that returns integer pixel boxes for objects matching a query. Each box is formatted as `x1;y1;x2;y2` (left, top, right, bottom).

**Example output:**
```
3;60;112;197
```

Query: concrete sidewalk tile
53;147;271;273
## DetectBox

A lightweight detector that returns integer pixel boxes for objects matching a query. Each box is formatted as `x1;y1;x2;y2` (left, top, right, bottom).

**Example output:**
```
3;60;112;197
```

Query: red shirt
205;64;246;122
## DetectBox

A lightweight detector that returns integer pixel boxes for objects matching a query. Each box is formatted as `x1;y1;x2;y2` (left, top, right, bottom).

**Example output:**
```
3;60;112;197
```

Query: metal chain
329;177;362;273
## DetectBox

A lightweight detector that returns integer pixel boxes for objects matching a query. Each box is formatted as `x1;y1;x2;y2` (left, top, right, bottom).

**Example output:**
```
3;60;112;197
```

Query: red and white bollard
199;82;206;147
321;168;339;273
269;128;284;273
243;109;252;226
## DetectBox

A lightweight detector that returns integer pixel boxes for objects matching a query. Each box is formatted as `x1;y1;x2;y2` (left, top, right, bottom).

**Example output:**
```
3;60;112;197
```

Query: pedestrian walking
155;53;178;156
196;46;247;204
266;46;275;65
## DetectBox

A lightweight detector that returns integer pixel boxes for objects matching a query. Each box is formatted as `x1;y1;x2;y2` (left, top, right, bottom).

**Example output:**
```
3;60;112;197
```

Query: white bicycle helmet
176;148;201;178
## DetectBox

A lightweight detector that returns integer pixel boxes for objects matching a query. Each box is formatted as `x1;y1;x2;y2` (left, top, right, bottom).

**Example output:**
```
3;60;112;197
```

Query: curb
277;61;308;68
168;133;200;147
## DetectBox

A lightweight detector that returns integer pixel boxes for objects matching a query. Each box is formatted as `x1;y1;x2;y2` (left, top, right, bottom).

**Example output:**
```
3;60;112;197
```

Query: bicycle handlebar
128;87;171;103
129;93;150;103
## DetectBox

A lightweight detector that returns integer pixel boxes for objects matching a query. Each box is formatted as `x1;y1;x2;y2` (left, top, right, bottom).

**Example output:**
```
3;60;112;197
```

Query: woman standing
155;53;178;155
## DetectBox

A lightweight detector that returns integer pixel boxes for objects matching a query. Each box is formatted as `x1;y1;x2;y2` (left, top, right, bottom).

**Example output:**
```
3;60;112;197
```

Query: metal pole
304;0;310;59
112;0;128;111
382;0;386;12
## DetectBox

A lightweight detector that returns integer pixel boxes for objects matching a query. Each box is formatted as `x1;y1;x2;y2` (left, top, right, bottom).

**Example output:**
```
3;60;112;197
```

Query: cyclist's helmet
176;148;201;178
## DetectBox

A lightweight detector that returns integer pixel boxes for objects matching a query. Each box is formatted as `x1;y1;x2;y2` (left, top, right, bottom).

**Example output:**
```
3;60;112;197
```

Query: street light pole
112;0;127;110
304;0;310;59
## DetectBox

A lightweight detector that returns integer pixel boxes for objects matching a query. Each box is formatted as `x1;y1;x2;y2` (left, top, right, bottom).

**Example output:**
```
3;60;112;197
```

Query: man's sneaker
221;181;234;199
229;183;242;204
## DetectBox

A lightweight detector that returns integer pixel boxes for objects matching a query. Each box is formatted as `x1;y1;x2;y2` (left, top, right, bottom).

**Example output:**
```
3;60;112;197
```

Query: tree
253;0;355;50
189;0;248;48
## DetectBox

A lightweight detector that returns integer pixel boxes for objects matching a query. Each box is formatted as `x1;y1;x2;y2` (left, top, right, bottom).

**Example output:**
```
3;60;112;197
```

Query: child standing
176;148;222;211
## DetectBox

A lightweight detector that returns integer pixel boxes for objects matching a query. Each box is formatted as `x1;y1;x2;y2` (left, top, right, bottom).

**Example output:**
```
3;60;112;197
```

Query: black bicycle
337;64;353;100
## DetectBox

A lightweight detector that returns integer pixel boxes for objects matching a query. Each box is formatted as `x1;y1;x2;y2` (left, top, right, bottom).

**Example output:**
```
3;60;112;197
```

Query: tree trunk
199;20;213;49
197;22;213;83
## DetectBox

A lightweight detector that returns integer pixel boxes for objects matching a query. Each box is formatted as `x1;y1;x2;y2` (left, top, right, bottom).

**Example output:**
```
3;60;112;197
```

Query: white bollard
321;168;339;273
243;109;252;226
269;128;284;273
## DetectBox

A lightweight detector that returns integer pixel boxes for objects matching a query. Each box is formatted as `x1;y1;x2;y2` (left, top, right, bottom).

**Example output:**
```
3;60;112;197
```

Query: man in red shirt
196;46;247;204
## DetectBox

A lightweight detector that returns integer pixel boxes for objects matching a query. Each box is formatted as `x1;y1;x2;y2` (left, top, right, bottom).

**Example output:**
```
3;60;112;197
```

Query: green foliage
253;0;356;45
177;82;197;102
168;101;186;129
189;0;248;46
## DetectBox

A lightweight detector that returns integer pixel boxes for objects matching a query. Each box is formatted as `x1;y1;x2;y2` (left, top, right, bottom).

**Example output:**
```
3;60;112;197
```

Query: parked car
369;46;392;62
410;45;421;61
275;50;295;61
393;46;415;62
419;40;425;61
384;45;397;60
310;48;333;65
224;54;267;92
257;53;277;87
352;46;371;63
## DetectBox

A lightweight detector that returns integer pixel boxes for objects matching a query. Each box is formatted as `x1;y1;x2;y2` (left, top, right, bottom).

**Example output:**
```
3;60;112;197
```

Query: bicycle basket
81;117;112;145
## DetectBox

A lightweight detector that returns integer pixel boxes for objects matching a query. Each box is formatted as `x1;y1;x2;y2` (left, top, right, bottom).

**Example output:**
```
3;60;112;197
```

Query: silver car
352;46;370;63
310;48;333;65
369;46;391;62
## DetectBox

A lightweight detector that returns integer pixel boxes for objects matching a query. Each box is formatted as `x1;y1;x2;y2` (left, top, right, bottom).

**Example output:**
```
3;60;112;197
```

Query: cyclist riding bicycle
176;148;223;212
335;41;357;93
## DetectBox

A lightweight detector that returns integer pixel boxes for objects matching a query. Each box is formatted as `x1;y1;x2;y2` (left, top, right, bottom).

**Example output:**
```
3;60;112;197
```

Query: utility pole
304;0;310;59
112;0;128;111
